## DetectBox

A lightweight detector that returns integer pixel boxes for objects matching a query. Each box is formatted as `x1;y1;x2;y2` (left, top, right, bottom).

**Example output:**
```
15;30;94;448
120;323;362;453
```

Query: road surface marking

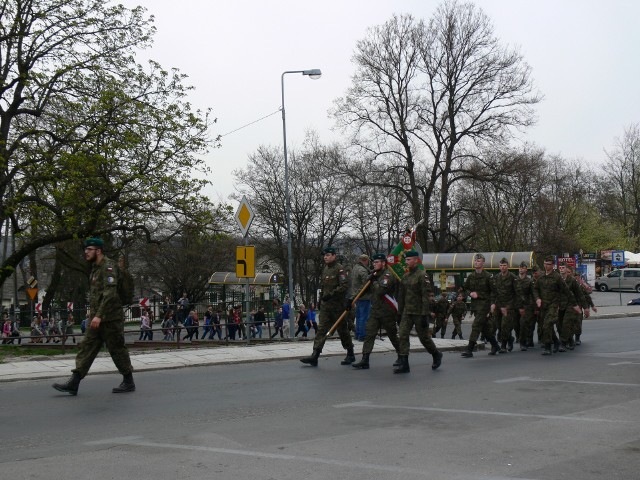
496;376;640;387
333;401;635;423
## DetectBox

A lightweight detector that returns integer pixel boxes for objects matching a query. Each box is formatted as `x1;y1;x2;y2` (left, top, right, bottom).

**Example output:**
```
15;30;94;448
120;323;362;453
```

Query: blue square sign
612;250;625;267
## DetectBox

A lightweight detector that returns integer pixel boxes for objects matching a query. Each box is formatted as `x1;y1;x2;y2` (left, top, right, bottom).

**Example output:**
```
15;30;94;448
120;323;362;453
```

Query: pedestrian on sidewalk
52;237;135;396
271;307;284;339
294;304;309;337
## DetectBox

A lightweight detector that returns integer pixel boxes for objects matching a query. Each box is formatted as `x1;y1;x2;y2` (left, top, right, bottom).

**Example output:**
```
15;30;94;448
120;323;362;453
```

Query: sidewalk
0;336;467;383
1;305;638;383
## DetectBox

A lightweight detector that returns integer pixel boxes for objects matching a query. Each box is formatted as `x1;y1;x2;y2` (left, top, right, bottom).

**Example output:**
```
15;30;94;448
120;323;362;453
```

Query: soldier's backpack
116;264;135;306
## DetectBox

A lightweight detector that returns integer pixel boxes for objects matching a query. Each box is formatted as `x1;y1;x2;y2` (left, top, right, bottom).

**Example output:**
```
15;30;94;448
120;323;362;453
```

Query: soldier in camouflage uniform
352;253;401;369
394;250;442;373
301;246;355;366
492;257;517;353
533;256;579;356
432;292;450;339
514;261;535;351
558;263;586;350
461;253;501;357
448;293;466;340
53;237;135;395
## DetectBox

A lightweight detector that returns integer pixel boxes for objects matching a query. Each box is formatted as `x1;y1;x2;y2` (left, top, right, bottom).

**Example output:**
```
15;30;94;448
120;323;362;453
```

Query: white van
595;268;640;292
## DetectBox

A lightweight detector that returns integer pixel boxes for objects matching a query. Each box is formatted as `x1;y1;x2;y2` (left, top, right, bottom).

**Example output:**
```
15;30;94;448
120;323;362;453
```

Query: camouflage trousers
361;314;399;356
468;302;496;344
560;308;580;343
398;314;437;356
432;315;449;336
538;303;559;345
313;307;354;353
451;315;463;337
515;307;534;344
495;308;515;343
73;319;133;378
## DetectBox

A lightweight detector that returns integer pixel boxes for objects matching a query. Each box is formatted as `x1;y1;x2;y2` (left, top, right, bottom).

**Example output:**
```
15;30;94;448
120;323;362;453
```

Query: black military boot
553;338;560;353
558;342;567;353
567;338;575;350
507;336;514;352
52;373;81;396
461;341;475;358
300;349;320;366
393;355;410;373
352;353;370;369
575;334;581;345
459;334;464;340
520;339;528;351
340;347;356;365
542;344;552;356
489;338;500;355
451;332;456;339
112;373;136;393
499;340;508;354
393;354;402;367
441;328;446;339
431;351;443;370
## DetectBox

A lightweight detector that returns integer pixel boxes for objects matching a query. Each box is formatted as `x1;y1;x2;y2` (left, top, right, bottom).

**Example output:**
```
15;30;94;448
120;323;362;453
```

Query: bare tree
599;123;640;250
331;2;541;252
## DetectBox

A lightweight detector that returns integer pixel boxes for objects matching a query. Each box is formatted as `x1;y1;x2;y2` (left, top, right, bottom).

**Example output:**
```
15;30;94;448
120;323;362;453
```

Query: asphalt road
1;317;639;480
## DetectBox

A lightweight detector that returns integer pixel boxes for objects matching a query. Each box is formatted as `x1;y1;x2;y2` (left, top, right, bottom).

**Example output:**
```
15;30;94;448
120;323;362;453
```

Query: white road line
496;376;640;387
87;436;432;477
333;401;635;423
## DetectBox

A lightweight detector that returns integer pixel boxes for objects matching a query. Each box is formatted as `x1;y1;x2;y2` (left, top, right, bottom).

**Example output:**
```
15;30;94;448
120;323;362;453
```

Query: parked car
595;268;640;292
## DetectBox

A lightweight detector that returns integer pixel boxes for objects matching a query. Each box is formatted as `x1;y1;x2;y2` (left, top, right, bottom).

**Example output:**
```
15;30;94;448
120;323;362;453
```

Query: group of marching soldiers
300;248;595;373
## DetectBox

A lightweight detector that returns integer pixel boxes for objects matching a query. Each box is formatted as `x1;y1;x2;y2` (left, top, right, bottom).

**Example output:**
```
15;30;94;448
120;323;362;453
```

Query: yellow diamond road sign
235;196;255;236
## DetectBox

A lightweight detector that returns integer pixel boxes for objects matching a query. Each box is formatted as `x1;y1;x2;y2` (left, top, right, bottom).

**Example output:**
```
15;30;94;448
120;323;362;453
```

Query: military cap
499;257;509;265
372;253;386;261
405;250;419;258
519;261;528;268
532;265;539;272
543;255;555;263
474;253;485;260
558;261;567;267
84;237;104;248
359;253;370;261
322;246;336;255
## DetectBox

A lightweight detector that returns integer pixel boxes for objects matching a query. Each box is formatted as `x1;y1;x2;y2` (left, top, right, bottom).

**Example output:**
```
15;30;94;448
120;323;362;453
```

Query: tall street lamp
281;68;321;336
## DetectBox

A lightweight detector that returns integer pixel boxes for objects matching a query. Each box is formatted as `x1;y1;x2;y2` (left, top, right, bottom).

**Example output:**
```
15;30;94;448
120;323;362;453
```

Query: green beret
322;246;336;255
405;250;419;258
558;261;567;267
474;253;485;260
84;237;104;248
519;261;528;268
499;257;509;265
372;253;386;261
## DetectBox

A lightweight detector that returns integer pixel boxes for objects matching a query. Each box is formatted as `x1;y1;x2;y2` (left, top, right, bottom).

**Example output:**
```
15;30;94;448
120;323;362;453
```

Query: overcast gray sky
121;0;640;201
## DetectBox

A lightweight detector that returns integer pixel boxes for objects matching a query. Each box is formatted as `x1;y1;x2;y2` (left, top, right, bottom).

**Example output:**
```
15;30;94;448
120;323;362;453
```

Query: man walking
352;253;401;370
461;253;501;357
53;238;135;395
394;250;442;373
300;247;355;366
493;257;517;353
514;261;535;351
533;256;578;356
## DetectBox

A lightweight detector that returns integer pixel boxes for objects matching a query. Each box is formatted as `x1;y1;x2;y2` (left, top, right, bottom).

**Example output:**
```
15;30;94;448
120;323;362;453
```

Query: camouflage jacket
369;270;398;319
561;274;586;309
398;266;432;316
321;261;349;309
533;269;575;307
434;296;450;318
514;274;535;309
492;271;517;309
463;270;493;305
448;299;467;319
89;255;124;322
349;261;371;301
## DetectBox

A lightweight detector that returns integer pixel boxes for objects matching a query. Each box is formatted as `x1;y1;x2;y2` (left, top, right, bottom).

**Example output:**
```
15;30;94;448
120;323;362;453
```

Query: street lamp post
281;69;321;336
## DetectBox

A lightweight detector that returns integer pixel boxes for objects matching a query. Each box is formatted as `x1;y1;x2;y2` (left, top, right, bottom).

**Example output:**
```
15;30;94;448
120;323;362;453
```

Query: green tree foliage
0;0;216;287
